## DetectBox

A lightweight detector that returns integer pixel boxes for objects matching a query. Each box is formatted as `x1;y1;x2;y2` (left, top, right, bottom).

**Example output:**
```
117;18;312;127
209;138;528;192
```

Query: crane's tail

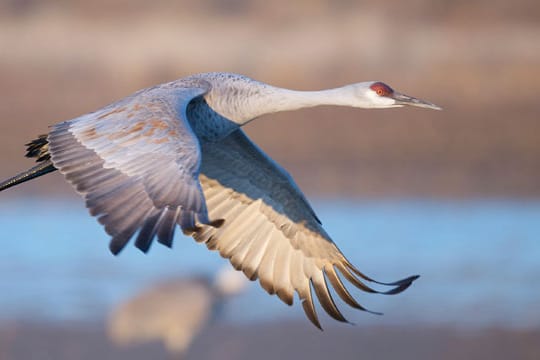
0;160;56;192
0;134;57;192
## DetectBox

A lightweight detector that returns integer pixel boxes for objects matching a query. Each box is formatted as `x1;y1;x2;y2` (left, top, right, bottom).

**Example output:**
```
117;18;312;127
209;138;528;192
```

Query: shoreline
1;320;539;360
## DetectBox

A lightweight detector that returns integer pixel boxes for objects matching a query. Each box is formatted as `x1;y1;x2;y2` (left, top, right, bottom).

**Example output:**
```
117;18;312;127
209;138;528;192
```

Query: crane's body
0;72;440;328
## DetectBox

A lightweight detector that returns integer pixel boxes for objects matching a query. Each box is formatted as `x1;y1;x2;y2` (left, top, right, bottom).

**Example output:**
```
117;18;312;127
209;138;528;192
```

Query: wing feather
257;235;279;295
48;82;216;254
194;129;418;327
230;221;271;272
272;240;294;305
156;207;180;248
311;269;347;323
239;227;273;280
301;281;321;329
324;266;379;314
135;209;165;252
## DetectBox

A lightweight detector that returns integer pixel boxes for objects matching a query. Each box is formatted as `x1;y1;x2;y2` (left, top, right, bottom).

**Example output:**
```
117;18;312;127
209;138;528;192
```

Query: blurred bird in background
108;266;247;355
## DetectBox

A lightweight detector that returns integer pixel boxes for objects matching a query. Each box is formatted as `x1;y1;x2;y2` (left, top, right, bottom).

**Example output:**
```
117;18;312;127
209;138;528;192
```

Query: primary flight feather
0;72;440;328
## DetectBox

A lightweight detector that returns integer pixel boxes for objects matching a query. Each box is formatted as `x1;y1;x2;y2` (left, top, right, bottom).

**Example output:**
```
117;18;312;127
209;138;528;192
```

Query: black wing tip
135;242;152;253
301;299;323;330
109;234;134;255
134;234;155;253
25;134;49;161
109;242;124;256
383;274;420;295
399;274;420;286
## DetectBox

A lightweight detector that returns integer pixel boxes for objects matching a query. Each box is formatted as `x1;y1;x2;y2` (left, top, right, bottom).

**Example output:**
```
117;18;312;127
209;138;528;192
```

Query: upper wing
48;83;217;254
194;129;418;328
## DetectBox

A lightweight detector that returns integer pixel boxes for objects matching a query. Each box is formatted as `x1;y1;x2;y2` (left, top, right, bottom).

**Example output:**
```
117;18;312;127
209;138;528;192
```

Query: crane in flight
0;72;440;328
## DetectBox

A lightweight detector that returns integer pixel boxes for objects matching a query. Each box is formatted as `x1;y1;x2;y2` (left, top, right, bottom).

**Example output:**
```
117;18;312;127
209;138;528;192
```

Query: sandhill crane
108;266;247;354
0;72;440;328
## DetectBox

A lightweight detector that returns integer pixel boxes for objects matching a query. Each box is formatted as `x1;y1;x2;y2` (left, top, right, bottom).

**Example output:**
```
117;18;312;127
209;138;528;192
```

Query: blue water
0;199;538;329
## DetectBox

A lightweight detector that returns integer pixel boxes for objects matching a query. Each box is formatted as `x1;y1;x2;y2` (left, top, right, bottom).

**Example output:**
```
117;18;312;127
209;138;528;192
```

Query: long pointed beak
392;92;442;110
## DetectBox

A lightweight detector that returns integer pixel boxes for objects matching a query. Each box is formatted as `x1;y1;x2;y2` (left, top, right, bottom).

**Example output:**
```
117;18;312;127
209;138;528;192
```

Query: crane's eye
370;82;394;97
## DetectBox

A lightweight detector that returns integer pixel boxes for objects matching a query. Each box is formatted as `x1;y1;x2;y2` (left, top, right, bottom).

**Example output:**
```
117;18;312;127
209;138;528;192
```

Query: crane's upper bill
391;92;442;110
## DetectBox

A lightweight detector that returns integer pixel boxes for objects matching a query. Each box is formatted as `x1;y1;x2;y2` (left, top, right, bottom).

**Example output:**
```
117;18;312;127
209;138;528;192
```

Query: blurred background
0;0;539;359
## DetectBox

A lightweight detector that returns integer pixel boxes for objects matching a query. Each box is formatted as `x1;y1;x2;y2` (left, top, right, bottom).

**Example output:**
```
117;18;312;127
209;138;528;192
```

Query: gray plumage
0;72;441;328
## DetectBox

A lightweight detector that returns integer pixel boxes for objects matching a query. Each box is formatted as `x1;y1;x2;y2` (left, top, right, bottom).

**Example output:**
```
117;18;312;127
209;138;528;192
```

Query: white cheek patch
367;90;396;107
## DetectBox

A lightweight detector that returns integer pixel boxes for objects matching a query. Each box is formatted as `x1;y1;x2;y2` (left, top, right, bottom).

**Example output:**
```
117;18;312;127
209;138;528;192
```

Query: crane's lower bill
392;92;442;110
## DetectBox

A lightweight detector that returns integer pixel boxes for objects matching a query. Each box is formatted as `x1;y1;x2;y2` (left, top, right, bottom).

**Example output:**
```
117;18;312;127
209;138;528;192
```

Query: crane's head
351;81;441;110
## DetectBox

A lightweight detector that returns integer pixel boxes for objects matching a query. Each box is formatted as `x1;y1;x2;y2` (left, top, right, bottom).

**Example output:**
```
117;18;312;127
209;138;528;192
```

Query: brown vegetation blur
0;0;539;198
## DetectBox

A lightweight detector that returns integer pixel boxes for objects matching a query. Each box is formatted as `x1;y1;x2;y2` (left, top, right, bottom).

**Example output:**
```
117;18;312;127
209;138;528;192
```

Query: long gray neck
203;75;358;125
245;86;358;122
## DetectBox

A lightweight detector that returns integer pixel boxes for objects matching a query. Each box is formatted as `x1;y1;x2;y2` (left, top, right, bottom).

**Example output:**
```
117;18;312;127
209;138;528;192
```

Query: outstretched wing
194;130;418;328
48;83;216;254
